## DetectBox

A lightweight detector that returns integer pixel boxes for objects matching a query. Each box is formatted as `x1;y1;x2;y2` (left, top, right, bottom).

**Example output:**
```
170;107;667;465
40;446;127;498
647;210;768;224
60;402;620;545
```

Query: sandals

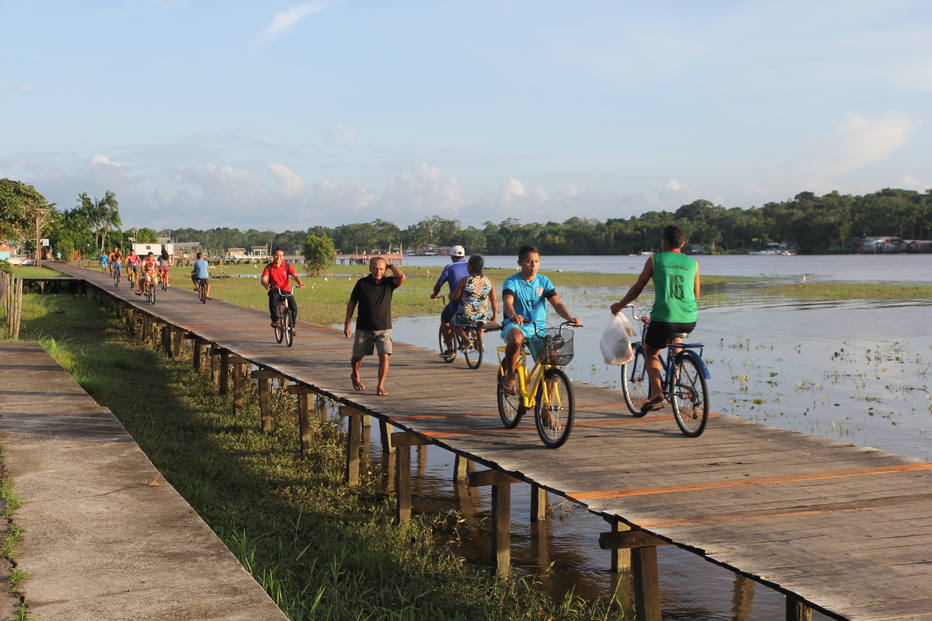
376;387;389;397
640;395;664;415
350;374;365;392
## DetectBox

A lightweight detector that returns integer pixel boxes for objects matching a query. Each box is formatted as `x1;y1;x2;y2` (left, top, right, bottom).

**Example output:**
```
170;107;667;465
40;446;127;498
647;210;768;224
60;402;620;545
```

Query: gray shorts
352;329;392;357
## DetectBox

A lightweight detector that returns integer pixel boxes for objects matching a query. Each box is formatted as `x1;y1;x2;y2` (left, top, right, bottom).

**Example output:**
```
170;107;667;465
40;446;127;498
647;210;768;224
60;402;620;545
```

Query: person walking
344;257;407;396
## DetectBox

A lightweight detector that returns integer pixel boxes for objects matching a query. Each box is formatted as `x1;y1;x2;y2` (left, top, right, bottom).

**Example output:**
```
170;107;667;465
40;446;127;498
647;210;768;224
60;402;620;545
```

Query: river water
357;254;930;620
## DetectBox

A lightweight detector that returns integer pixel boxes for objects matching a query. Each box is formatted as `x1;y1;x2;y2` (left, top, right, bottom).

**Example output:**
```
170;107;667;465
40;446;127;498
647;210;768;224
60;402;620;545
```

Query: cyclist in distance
610;224;701;414
136;251;159;295
450;254;497;349
100;251;108;272
190;252;212;299
108;246;123;279
158;245;171;287
261;248;305;333
125;249;141;284
500;245;582;395
430;244;469;361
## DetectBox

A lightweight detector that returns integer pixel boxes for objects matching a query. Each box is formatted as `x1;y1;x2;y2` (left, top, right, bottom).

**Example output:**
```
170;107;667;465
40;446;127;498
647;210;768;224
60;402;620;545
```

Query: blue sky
2;1;930;229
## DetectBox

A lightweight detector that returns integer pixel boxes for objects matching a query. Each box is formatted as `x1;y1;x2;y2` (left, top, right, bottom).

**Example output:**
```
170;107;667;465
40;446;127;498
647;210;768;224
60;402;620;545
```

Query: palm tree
76;191;121;253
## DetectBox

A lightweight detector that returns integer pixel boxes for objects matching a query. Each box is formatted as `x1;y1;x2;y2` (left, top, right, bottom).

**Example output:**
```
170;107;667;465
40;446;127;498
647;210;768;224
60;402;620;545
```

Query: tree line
2;180;930;262
167;189;932;256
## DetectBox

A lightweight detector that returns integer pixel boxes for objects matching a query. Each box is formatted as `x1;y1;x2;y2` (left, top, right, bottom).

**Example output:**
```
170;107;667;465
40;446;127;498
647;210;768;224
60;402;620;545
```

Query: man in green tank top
610;225;701;414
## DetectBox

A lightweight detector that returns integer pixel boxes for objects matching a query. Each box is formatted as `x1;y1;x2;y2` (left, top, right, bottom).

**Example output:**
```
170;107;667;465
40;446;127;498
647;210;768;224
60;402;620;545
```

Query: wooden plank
492;481;511;577
600;529;671;550
632;545;661;621
345;412;361;485
395;446;411;523
469;470;519;488
391;431;430;448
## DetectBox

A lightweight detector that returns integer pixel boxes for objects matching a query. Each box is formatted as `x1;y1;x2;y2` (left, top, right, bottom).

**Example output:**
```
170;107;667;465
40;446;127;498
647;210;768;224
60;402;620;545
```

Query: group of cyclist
101;245;212;300
429;225;699;412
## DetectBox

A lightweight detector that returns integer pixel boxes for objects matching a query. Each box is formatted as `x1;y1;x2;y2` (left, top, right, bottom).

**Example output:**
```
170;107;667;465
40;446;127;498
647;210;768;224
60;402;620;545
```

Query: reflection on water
380;272;928;619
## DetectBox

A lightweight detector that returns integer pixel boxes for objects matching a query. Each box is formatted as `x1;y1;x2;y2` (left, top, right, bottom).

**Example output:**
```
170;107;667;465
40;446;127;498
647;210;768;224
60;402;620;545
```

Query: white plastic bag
600;312;636;365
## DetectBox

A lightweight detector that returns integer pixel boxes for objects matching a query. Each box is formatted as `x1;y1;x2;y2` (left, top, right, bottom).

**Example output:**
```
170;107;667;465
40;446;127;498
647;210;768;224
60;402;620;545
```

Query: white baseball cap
450;245;466;257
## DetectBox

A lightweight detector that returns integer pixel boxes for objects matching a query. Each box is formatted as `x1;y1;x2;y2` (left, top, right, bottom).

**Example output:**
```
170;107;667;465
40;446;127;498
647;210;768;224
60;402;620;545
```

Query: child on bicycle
500;245;581;395
450;254;497;351
158;246;171;287
125;250;141;285
610;225;701;414
136;252;159;295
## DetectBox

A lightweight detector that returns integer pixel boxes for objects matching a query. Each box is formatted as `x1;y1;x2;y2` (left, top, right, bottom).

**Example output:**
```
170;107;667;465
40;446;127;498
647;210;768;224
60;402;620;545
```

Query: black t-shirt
350;275;400;331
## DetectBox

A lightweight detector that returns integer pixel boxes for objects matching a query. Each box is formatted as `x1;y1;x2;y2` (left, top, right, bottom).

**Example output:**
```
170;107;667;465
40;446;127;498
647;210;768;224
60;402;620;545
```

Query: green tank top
650;251;697;323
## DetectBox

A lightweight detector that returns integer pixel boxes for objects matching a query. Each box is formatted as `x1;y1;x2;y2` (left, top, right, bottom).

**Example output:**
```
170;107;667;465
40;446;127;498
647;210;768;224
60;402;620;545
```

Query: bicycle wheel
284;311;294;347
671;353;709;437
199;281;208;304
534;368;574;448
463;327;483;369
148;284;156;305
621;349;650;416
161;278;168;291
497;364;525;428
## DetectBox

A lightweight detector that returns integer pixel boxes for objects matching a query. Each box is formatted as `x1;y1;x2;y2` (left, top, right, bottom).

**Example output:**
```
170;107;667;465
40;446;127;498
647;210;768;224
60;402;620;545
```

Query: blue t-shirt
193;260;210;279
502;272;556;332
435;259;469;294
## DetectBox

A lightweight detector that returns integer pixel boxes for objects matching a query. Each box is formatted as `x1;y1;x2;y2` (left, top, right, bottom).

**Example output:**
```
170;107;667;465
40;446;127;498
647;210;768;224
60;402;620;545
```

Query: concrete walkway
0;342;287;620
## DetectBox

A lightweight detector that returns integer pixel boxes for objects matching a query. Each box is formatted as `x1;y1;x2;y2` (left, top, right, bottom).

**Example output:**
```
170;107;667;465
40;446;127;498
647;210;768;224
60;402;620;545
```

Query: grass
4;266;67;278
762;282;932;300
1;450;30;620
6;292;630;620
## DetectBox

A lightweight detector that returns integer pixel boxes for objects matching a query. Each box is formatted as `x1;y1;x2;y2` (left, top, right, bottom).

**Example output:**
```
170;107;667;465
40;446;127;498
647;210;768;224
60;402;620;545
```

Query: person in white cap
430;244;469;361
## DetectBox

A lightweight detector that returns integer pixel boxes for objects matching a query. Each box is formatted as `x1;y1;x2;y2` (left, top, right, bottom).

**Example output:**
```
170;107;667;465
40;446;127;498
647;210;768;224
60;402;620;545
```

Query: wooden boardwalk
54;264;932;621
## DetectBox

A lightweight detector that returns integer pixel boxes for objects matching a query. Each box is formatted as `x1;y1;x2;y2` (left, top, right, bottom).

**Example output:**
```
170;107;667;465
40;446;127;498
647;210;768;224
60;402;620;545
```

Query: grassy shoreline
4;293;626;620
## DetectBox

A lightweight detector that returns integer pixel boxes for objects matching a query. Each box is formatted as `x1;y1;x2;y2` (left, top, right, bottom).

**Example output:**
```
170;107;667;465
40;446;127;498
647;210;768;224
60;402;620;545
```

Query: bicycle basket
531;326;574;366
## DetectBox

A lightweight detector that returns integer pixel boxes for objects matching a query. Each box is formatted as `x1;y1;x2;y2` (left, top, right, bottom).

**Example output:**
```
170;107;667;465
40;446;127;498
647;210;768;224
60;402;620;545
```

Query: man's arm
488;284;498;322
694;265;701;300
548;294;581;326
502;292;522;324
451;278;466;302
343;300;357;338
610;257;653;315
430;266;446;297
290;265;305;289
388;263;406;286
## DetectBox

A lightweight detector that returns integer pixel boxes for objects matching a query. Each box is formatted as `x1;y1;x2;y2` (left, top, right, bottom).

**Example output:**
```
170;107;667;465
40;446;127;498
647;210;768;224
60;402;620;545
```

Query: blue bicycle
620;306;711;437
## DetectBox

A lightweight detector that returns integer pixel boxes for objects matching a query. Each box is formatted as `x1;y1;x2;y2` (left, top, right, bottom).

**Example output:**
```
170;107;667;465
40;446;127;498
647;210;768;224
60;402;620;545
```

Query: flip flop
376;387;389;397
351;374;365;392
640;395;664;415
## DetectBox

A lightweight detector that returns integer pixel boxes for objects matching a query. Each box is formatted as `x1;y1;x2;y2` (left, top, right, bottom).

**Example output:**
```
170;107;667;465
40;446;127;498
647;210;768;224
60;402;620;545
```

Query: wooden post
417;444;427;476
453;454;469;481
160;324;171;354
219;349;229;395
339;406;366;484
530;484;547;523
786;596;812;621
286;384;315;456
231;357;246;413
378;419;394;454
599;528;666;618
210;345;221;385
314;395;328;423
255;369;284;433
171;328;182;358
193;338;203;372
732;574;755;621
603;517;632;572
469;470;519;577
392;432;430;523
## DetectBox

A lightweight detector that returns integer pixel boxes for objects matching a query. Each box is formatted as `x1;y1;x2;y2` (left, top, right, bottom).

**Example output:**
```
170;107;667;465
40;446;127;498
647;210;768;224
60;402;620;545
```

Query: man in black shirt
344;256;407;396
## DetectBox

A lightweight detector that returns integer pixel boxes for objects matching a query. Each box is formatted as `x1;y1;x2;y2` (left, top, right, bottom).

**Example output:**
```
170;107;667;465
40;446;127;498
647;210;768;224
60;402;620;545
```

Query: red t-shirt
263;262;296;292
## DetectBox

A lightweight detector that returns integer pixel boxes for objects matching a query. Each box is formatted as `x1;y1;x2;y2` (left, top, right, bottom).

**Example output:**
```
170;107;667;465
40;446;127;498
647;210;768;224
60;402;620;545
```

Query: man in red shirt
261;249;305;333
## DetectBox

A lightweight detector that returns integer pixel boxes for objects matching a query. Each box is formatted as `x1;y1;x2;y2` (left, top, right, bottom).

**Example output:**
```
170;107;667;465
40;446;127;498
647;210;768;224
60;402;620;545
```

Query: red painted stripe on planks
569;462;932;500
392;402;631;422
638;493;932;528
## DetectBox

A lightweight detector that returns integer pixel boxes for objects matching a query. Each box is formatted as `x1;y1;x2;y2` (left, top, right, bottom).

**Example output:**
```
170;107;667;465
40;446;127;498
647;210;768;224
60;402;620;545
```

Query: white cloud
664;179;681;192
901;174;930;191
90;154;123;167
255;2;327;46
828;112;916;175
374;163;466;219
267;162;306;195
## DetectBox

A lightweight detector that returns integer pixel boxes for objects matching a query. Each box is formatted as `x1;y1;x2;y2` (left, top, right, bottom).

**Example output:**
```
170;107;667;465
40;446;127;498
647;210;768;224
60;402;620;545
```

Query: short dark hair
273;248;283;255
196;252;203;259
467;254;484;275
369;256;387;268
662;225;686;248
518;245;539;261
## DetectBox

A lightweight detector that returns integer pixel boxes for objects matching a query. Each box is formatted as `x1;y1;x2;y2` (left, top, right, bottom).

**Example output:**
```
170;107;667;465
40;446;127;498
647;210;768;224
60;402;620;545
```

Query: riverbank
3;292;626;620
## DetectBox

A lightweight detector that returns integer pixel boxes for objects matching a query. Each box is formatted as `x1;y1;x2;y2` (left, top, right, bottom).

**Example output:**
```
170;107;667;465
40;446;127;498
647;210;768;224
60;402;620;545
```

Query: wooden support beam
171;327;182;358
453;454;469;481
285;384;317;394
395;445;412;523
232;360;246;413
193;338;203;372
390;431;430;448
599;529;670;551
785;596;812;621
603;518;632;573
257;374;272;433
732;575;755;621
345;411;362;485
209;345;221;384
530;484;547;523
632;545;661;621
314;395;328;423
219;349;229;395
379;419;394;454
468;470;519;488
285;385;317;454
161;325;171;355
492;482;511;577
255;369;287;382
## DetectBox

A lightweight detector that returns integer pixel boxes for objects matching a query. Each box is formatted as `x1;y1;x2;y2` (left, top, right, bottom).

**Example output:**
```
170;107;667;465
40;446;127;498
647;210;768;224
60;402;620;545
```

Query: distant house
173;242;202;260
858;236;904;253
225;247;247;259
904;239;932;253
133;242;173;258
225;246;269;261
0;242;12;261
687;243;705;254
249;245;269;260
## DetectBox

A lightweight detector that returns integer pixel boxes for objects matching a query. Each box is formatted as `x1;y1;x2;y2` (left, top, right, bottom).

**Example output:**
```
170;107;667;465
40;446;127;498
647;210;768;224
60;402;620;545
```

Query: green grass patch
762;282;932;300
8;293;629;620
5;266;67;278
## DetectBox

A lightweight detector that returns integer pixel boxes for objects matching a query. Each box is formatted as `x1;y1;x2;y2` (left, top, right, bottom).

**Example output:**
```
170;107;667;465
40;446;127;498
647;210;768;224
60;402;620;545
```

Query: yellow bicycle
496;322;579;448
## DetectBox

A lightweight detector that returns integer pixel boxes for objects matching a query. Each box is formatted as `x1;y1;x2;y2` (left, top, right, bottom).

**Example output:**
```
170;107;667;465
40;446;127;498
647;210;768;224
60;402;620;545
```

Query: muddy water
369;260;930;620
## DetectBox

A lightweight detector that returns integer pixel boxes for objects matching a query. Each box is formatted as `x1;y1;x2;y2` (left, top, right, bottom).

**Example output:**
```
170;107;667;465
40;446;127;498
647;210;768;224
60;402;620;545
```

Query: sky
2;1;931;230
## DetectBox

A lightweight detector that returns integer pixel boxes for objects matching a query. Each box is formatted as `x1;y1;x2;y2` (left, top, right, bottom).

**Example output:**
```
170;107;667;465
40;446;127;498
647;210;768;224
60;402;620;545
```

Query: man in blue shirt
190;252;211;299
430;244;469;361
501;245;581;393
